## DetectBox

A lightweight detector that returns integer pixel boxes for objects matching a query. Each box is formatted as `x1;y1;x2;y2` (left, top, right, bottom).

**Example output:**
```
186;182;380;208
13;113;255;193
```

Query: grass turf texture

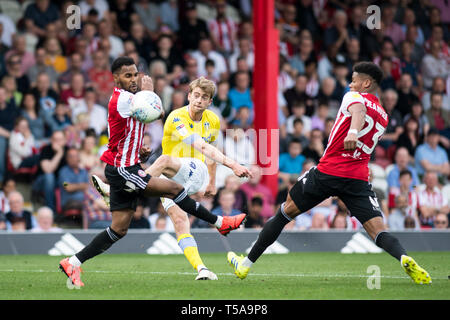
0;252;448;300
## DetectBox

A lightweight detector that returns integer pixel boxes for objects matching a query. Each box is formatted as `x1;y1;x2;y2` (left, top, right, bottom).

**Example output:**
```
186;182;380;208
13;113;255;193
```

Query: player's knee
157;154;172;168
115;227;128;237
168;181;184;198
283;197;301;219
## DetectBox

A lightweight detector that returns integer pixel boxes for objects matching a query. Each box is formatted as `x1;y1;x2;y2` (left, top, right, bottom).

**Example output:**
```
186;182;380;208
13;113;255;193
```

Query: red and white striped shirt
208;18;237;52
417;186;449;225
388;188;418;217
100;87;145;167
318;92;389;181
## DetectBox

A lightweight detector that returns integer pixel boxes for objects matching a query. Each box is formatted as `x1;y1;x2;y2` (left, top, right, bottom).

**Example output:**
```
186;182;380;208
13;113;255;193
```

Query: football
130;90;163;124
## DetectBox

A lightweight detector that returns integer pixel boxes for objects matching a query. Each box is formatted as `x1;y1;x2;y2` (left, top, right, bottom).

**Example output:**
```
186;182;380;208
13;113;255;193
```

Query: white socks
214;216;223;228
69;255;82;267
242;257;253;268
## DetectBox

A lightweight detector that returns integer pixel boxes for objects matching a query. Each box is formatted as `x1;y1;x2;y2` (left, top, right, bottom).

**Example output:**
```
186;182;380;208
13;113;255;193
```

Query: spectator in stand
191;37;228;80
285;101;311;136
72;88;107;136
212;80;234;123
58;147;89;215
79;134;101;172
433;212;449;229
229;37;254;73
32;130;67;212
228;71;253;111
302;128;325;164
79;0;110;22
88;50;114;106
5;34;35;76
60;72;85;110
401;8;425;46
347;4;377;60
178;1;209;53
244;196;264;229
239;165;275;222
381;4;405;46
423;23;449;60
0;12;16;49
208;0;238;58
127;49;148;74
396;117;423;159
213;174;248;214
160;0;179;32
421;76;450;112
374;38;402;83
83;167;111;229
229;57;252;89
27;47;58;90
388;193;420;231
417;171;450;228
279;138;305;186
149;202;175;231
129;199;150;229
0;87;19;183
403;100;430;138
23;0;60;39
323;10;349;54
97;18;124;60
31;206;63;232
311;100;330;132
405;25;425;66
414;128;450;178
58;52;91;92
8;116;40;171
133;0;160;41
5;191;36;231
49;102;72;133
149;34;183;84
395;73;419;118
127;21;153;64
212;189;242;218
425;92;450;135
222;126;255;169
387;147;420;190
280;117;309;154
73;37;94;73
109;0;138;39
3;53;30;94
399;40;419;87
379;89;403;149
283;74;313;115
388;169;420;220
421;40;449;90
30;72;59;127
43;36;67;74
290;37;314;76
0;178;15;214
1;74;22;107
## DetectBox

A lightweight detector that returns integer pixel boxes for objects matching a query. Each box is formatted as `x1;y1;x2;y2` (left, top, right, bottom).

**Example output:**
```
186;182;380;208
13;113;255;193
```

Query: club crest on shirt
138;170;146;178
176;124;188;136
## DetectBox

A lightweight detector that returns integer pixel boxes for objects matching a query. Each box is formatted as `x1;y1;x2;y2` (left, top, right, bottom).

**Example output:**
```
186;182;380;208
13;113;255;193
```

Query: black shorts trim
105;164;151;211
288;167;383;224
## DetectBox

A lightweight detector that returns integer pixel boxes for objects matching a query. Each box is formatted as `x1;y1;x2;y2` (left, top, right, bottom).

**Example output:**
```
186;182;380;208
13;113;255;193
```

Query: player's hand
139;145;152;162
203;184;217;198
232;164;253;178
344;132;358;151
140;75;154;91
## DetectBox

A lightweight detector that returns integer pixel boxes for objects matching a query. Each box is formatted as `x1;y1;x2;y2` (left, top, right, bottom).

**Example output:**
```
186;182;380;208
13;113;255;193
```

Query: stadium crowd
0;0;449;233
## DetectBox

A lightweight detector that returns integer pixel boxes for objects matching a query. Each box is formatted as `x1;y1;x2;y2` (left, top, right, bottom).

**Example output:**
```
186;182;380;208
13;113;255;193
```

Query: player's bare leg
363;216;431;284
228;193;302;279
144;154;181;178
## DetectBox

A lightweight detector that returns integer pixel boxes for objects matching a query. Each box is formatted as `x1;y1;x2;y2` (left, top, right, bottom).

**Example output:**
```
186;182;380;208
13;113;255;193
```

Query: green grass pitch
0;252;448;300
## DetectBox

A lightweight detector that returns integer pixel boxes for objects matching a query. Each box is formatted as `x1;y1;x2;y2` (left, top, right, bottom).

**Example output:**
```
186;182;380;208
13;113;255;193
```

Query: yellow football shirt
161;106;221;162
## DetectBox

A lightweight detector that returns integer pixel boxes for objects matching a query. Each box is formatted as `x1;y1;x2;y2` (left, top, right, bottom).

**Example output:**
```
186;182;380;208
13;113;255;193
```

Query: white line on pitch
0;269;446;280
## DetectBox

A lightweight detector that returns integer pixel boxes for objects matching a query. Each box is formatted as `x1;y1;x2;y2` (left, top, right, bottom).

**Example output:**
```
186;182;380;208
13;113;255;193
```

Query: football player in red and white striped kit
228;62;431;284
59;57;245;287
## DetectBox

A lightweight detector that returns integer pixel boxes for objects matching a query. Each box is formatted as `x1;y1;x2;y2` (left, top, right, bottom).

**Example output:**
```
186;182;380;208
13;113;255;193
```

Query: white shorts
161;158;209;211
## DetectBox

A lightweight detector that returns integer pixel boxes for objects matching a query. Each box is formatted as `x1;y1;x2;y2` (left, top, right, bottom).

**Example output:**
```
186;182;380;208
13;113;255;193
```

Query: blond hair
189;76;216;99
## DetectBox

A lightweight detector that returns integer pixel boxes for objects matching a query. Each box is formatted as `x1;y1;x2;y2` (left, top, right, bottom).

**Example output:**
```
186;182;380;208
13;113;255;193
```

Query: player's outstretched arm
344;102;366;151
192;139;252;178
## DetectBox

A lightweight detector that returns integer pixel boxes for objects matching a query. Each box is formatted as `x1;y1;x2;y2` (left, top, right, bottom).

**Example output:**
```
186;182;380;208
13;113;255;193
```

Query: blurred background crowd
0;0;448;233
